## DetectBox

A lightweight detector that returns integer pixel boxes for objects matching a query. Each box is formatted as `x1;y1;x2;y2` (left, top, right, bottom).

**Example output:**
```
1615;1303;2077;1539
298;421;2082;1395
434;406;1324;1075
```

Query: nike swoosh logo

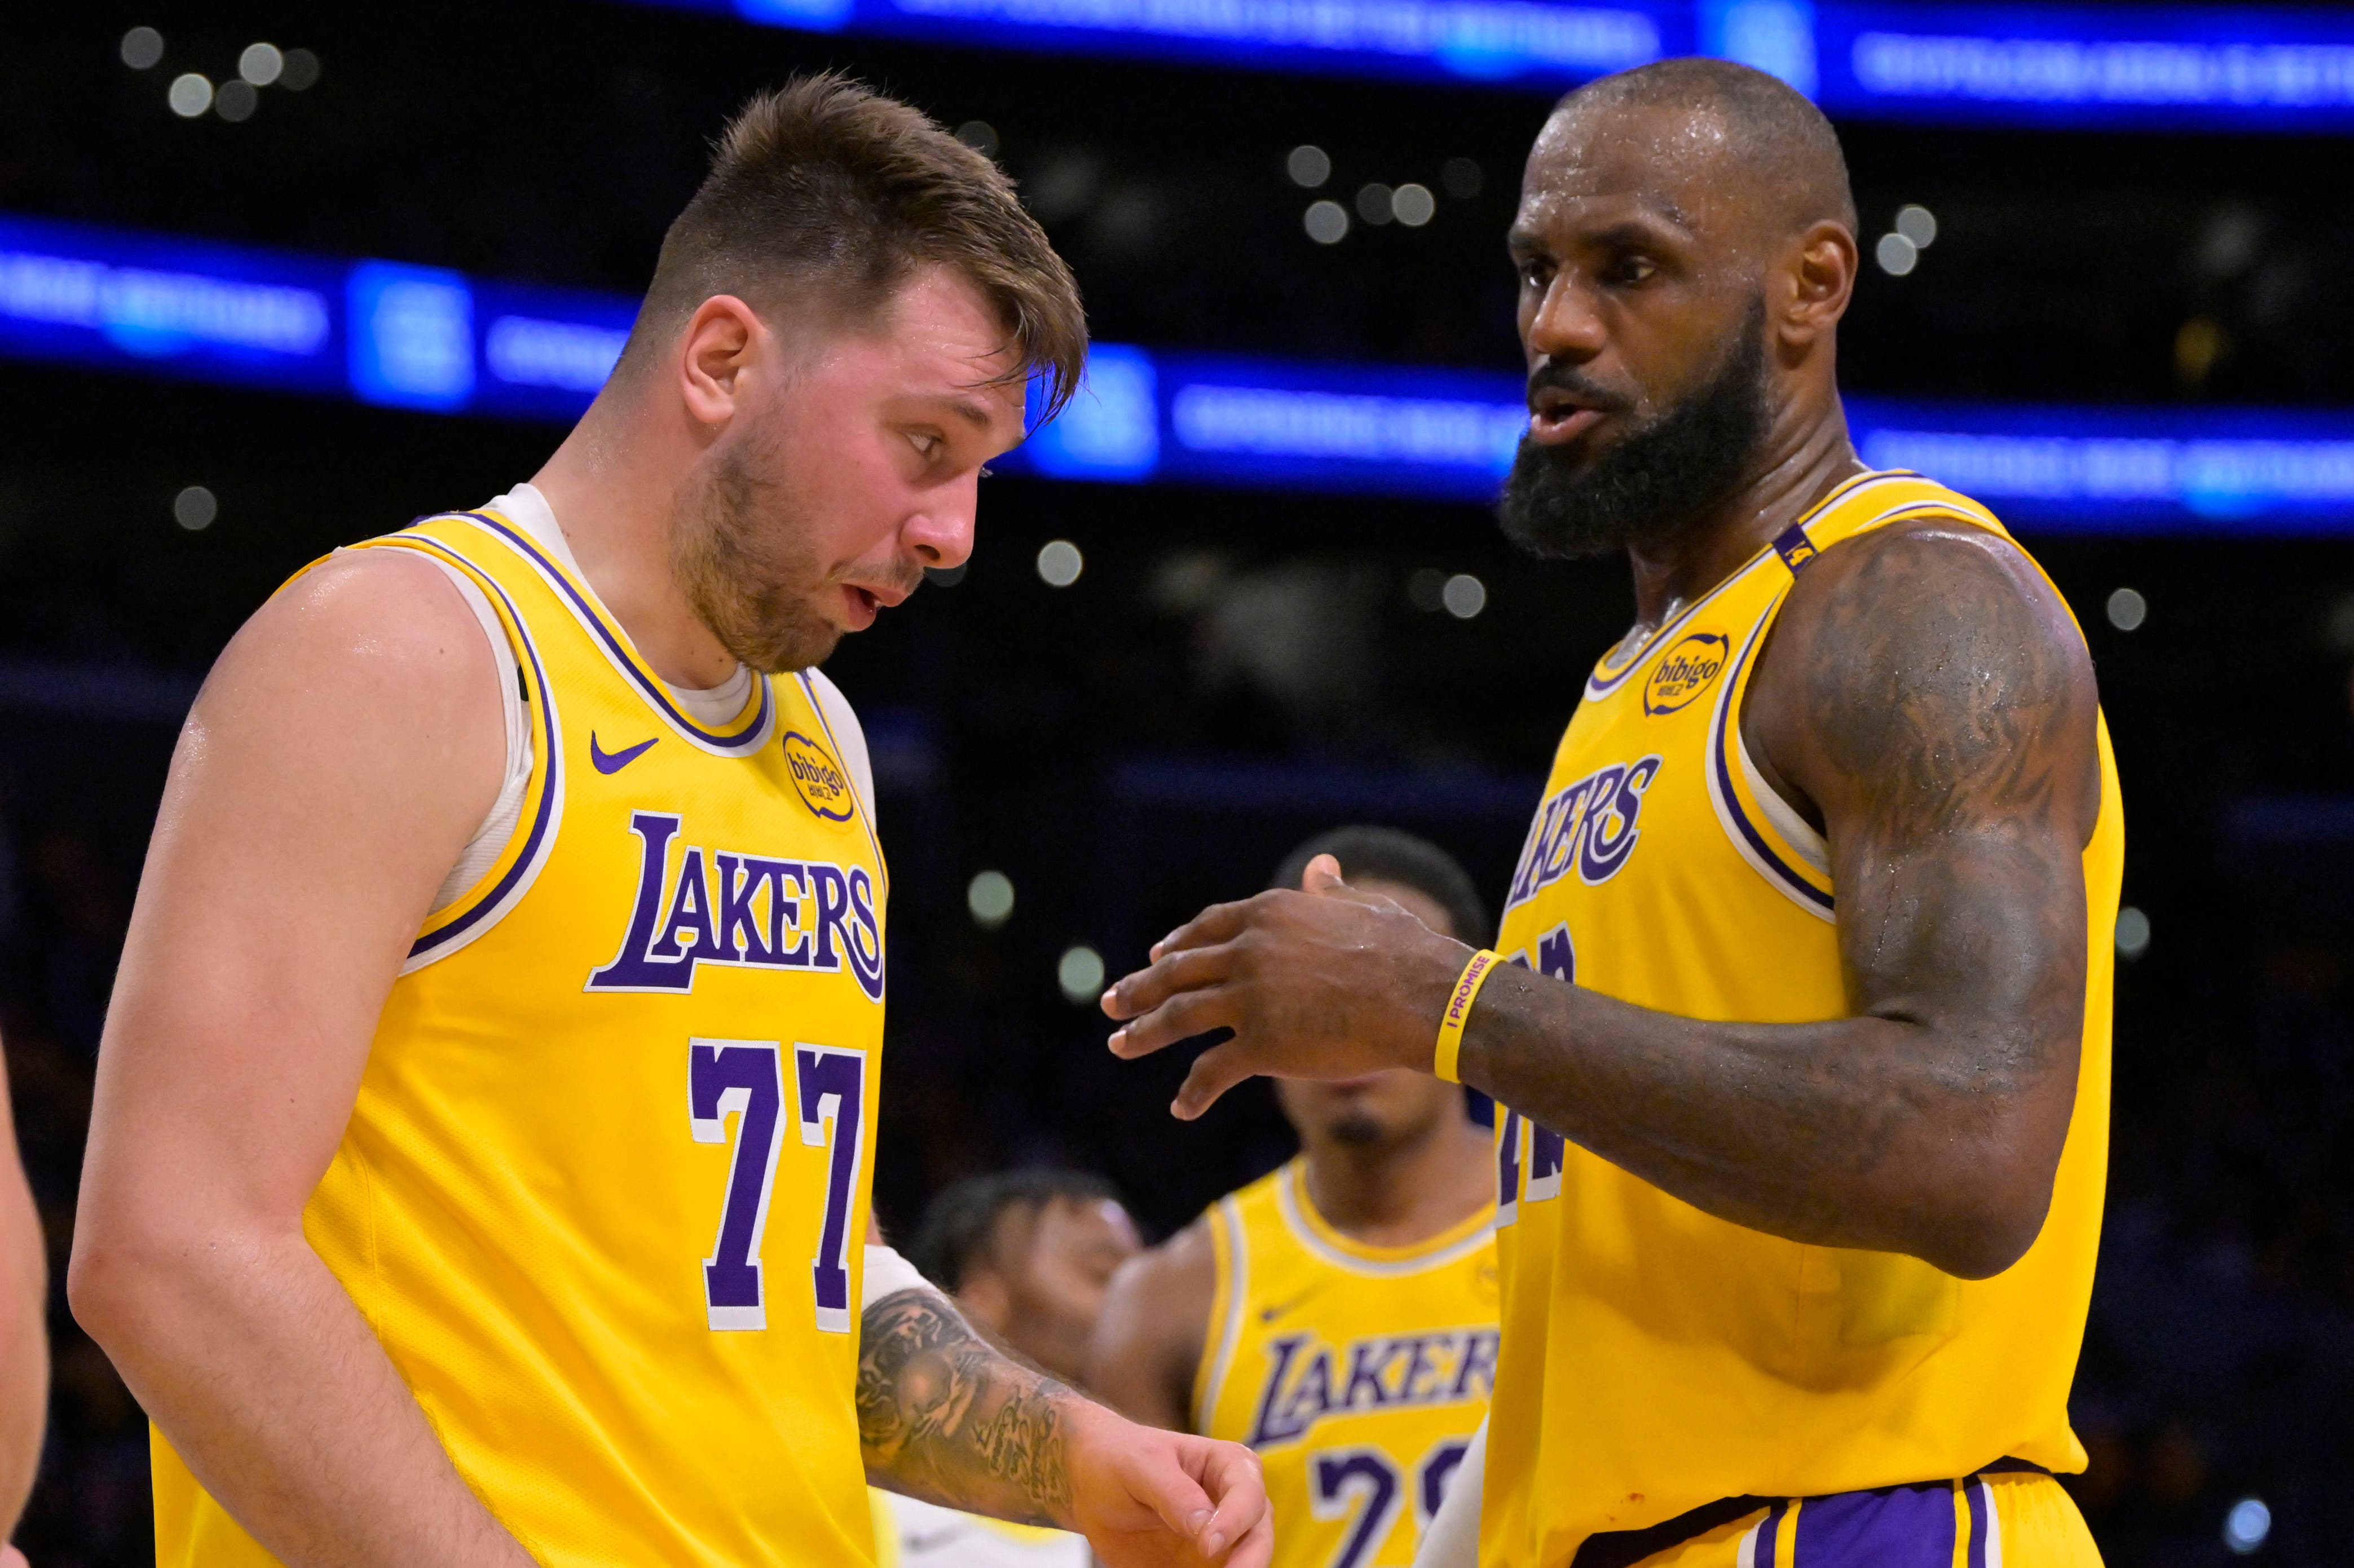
1260;1291;1316;1324
589;732;658;774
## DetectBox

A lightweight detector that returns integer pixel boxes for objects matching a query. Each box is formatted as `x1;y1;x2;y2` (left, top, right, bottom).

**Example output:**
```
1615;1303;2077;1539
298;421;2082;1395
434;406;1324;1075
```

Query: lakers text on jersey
1484;471;2123;1568
1196;1159;1497;1568
150;509;890;1567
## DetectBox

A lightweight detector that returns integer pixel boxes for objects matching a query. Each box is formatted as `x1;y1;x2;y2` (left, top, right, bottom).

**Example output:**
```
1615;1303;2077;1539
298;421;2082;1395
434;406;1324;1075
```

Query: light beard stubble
670;428;843;676
1497;296;1770;561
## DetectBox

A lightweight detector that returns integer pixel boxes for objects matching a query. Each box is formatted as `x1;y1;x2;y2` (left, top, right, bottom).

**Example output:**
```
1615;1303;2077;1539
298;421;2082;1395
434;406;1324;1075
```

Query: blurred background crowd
3;2;2354;1563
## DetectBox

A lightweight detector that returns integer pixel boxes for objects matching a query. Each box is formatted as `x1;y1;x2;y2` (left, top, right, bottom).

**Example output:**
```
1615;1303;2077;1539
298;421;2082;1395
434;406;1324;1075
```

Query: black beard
1497;304;1770;561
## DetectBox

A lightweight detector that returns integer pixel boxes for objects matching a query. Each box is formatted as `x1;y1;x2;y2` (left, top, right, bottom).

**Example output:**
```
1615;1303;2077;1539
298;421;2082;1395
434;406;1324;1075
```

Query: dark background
3;3;2353;1563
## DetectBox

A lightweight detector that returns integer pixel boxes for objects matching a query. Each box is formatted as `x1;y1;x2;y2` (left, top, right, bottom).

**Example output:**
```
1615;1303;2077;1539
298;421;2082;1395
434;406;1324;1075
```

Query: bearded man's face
1498;295;1769;561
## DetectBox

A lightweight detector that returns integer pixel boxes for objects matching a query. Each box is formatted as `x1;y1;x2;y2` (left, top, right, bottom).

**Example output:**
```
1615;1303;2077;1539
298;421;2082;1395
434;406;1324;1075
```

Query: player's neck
1623;396;1863;629
530;401;741;691
1301;1114;1493;1249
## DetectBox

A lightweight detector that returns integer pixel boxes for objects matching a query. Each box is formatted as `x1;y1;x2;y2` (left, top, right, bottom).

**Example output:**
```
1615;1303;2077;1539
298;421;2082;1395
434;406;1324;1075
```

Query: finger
1103;942;1235;1024
1300;852;1346;894
1224;1508;1276;1568
1123;1441;1218;1548
1110;986;1237;1061
1191;1439;1271;1561
1171;1038;1259;1121
1145;896;1257;964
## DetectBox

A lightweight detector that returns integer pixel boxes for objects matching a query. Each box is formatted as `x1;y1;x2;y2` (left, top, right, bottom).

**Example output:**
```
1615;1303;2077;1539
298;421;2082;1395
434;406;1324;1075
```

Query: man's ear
1778;220;1858;353
676;294;764;431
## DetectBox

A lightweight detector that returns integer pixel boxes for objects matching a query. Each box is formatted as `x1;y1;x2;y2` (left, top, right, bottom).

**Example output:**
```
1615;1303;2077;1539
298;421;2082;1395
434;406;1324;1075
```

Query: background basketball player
1105;59;2120;1567
870;1168;1145;1566
1091;828;1497;1568
69;76;1267;1568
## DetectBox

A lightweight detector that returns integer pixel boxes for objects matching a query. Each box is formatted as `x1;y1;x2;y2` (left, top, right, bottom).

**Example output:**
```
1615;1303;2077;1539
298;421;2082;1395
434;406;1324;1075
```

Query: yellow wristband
1433;949;1501;1084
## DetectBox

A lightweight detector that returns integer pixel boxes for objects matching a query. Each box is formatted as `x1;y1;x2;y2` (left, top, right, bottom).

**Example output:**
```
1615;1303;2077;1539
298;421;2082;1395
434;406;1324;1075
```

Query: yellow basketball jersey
1482;471;2124;1566
152;509;890;1566
1195;1159;1498;1568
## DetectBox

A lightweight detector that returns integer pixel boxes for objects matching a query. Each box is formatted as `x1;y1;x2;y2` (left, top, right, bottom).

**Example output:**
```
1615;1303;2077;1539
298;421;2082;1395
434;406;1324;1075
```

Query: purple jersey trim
375;534;565;962
1581;471;1906;701
1791;1481;1958;1566
1709;604;1835;915
451;510;775;755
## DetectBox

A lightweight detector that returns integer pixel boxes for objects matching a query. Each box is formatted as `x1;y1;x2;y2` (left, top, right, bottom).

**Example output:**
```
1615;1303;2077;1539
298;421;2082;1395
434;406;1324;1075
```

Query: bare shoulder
1122;1217;1218;1301
1747;517;2100;837
218;546;496;699
1087;1217;1216;1425
165;545;507;863
1778;517;2088;664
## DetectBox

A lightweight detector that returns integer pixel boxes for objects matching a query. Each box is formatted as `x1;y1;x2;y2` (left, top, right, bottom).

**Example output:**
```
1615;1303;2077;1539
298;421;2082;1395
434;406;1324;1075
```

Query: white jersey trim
1195;1195;1251;1436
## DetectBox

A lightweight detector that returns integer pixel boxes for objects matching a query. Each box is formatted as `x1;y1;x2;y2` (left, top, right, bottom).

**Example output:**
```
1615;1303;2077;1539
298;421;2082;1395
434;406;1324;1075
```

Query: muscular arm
68;553;535;1566
1461;524;2098;1274
0;1037;46;1543
1086;1223;1215;1432
1105;524;2100;1279
859;1284;1271;1567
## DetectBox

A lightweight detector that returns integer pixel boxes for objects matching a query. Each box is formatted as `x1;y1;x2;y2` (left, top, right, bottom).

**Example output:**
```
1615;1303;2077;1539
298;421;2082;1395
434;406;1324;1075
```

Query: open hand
1064;1402;1272;1567
1101;855;1467;1119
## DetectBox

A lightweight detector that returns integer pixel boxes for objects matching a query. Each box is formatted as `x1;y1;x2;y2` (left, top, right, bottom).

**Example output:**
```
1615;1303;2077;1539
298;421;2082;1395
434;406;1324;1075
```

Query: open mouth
1529;386;1612;444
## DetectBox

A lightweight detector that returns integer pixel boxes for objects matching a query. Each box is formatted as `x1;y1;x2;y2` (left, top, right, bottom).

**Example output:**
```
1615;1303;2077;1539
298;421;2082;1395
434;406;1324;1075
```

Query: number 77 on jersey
689;1039;868;1332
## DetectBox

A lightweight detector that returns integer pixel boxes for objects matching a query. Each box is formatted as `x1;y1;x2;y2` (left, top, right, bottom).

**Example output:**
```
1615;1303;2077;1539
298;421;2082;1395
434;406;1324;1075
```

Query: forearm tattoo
857;1288;1074;1526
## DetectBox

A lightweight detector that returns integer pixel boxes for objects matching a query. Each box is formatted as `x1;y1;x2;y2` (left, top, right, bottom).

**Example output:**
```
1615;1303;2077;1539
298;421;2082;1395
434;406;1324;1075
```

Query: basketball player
69;77;1268;1568
872;1169;1145;1566
0;1033;43;1565
1105;59;2120;1567
909;1169;1144;1389
1090;828;1497;1568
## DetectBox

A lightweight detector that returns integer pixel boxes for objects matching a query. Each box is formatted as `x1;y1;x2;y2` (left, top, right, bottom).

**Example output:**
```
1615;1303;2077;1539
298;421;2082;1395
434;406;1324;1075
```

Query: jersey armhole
1193;1198;1248;1436
1704;594;1837;921
345;530;566;970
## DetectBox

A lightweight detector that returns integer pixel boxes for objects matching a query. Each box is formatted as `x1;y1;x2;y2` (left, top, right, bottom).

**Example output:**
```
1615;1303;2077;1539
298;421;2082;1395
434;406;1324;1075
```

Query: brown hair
622;72;1086;418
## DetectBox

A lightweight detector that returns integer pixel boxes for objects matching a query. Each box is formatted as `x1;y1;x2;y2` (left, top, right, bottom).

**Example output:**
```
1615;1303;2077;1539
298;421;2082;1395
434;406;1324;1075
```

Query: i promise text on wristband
1434;949;1501;1084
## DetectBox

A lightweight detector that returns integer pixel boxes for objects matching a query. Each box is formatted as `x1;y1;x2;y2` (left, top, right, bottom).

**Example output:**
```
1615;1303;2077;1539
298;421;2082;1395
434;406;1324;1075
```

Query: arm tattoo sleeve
1455;522;2100;1272
857;1287;1075;1526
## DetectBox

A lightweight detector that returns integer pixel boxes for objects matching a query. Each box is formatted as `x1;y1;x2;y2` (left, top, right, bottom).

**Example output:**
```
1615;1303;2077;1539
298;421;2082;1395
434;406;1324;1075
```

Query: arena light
171;485;217;531
1036;539;1085;586
1057;945;1108;1004
120;27;165;70
615;0;2354;130
966;870;1016;928
167;73;214;118
239;43;286;87
7;212;2354;532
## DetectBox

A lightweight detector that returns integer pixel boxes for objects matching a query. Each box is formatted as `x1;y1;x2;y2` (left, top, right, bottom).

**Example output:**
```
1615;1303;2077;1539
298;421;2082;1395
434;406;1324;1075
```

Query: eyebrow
1510;212;1690;257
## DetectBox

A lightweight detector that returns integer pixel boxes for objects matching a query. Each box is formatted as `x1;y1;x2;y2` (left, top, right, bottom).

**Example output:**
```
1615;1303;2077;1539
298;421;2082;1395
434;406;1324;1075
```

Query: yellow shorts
1618;1473;2100;1568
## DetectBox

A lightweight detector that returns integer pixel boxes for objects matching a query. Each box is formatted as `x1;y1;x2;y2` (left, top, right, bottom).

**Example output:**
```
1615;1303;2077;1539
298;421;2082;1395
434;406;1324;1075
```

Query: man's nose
1526;273;1608;363
903;485;976;572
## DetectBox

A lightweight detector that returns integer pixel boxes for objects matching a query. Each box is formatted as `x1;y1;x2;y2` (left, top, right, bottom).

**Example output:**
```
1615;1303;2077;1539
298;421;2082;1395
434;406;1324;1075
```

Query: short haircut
909;1168;1121;1292
1269;826;1489;947
1558;57;1857;235
620;72;1086;418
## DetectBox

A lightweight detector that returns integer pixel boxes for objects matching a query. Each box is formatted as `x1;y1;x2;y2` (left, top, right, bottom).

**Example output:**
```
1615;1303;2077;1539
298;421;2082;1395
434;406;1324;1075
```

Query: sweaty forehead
1516;100;1764;249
